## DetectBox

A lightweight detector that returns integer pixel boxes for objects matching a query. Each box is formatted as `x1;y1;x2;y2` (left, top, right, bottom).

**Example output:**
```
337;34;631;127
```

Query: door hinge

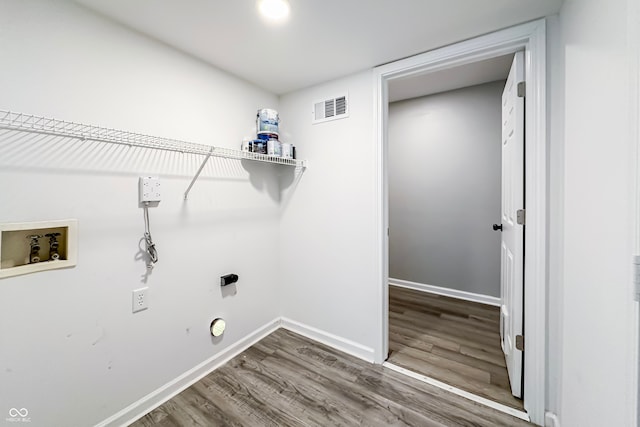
517;81;526;98
515;334;524;351
633;255;640;300
516;209;526;225
387;227;390;237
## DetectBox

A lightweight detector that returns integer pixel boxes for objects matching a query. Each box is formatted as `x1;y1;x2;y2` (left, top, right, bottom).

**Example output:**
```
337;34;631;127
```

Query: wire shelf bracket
0;110;307;199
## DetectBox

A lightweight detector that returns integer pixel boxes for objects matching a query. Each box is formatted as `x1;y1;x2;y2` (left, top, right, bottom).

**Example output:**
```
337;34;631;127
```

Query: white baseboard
389;278;501;307
280;317;376;363
96;318;281;427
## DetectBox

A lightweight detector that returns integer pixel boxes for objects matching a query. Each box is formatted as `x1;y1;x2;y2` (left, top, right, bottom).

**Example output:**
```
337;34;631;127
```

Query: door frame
372;19;547;425
631;0;640;423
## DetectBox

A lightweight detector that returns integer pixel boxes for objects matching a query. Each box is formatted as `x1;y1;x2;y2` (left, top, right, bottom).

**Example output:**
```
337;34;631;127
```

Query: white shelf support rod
184;147;215;200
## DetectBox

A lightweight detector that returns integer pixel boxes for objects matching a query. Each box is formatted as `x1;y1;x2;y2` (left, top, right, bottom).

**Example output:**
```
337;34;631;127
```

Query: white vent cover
312;94;349;124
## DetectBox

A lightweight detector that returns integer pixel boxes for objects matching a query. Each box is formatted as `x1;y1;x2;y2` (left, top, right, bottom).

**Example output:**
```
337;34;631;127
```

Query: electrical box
139;176;161;203
0;219;78;279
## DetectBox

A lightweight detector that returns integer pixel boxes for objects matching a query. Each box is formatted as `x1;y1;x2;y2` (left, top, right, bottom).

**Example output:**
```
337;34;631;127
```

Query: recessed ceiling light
257;0;290;22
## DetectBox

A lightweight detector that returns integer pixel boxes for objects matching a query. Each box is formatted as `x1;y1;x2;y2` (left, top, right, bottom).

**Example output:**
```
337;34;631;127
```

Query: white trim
372;47;390;366
280;317;376;363
630;0;640;424
545;412;561;427
95;318;281;427
383;362;530;422
373;19;547;425
389;279;501;307
522;21;547;425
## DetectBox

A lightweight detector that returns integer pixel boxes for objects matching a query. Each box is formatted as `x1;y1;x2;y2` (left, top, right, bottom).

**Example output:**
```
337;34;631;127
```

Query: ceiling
75;0;563;95
389;54;514;103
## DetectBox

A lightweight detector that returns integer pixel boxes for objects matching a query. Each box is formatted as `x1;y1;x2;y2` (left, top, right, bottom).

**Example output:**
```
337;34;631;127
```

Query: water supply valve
26;234;42;264
45;232;61;261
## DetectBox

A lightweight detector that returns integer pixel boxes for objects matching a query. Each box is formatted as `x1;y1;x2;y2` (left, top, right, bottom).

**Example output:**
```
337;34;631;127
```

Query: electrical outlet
139;177;161;203
132;287;149;313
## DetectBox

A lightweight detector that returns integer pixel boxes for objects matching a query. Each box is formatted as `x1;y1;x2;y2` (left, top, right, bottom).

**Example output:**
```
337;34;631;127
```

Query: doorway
373;19;547;426
385;61;523;410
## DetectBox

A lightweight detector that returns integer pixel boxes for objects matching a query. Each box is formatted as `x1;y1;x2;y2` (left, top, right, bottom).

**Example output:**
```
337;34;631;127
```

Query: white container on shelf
257;108;279;134
267;139;282;157
281;143;293;159
241;137;253;152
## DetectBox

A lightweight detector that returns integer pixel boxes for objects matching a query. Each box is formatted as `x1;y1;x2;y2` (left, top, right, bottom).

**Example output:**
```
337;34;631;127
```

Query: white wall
0;1;284;426
388;82;503;297
278;71;378;360
553;0;638;425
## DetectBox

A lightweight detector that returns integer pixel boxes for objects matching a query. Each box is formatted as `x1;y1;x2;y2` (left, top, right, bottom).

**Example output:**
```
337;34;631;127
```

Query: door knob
492;224;503;231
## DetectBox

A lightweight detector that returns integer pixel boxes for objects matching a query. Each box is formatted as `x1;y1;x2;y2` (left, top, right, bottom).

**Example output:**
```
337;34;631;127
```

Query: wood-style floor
132;328;530;426
388;285;524;411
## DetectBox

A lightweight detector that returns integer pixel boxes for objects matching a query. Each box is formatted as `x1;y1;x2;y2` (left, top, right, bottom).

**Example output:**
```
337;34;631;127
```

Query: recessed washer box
0;219;78;279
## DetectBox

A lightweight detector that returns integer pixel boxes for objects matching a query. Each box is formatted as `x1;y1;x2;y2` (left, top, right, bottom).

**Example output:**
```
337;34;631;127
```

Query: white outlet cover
132;287;149;313
139;177;161;203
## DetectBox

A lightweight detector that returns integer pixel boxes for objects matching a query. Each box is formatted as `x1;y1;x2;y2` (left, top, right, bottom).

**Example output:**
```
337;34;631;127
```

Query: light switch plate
139;177;161;203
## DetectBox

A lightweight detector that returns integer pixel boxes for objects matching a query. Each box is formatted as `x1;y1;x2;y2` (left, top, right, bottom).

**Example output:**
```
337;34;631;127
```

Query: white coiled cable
143;203;158;268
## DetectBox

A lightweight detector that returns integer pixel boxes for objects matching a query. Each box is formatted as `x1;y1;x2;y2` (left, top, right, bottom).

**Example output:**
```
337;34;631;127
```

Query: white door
500;51;525;399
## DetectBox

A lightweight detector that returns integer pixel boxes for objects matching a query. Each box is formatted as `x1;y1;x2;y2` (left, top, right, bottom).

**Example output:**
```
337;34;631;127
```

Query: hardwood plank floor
388;285;524;411
132;328;530;426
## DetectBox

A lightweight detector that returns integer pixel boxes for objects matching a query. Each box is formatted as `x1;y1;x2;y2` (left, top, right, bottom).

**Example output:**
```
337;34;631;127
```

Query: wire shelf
0;109;304;168
0;109;306;199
